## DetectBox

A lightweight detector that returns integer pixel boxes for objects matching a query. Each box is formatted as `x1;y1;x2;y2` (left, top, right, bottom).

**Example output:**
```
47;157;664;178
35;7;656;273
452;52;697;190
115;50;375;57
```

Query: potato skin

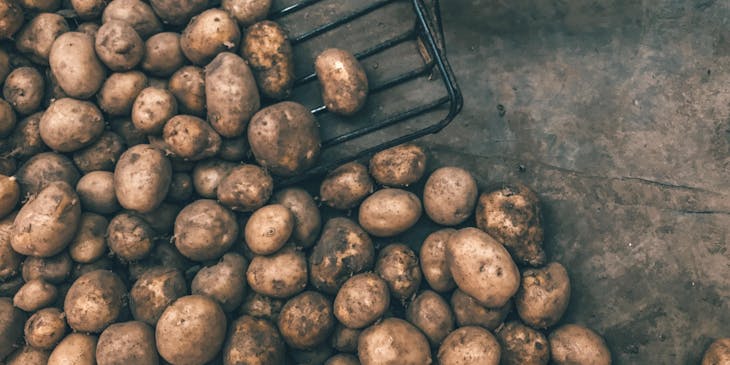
169;65;205;116
0;98;15;137
107;212;155;261
132;86;178;134
496;321;550;365
437;326;501;365
15;152;80;196
102;0;162;39
156;295;227;365
245;204;294;255
423;166;478;226
24;307;67;350
548;324;611;365
49;32;105;99
192;159;235;198
451;289;511;330
369;143;427;187
0;297;25;359
21;252;72;284
358;318;431;365
11;181;81;257
358;188;422;237
515;262;571;329
70;0;106;20
376;243;421;301
40;97;104;152
246;246;307;298
702;338;730;365
142;32;184;77
222;0;271;26
97;321;158;365
217;164;273;212
163;115;221;160
278;291;335;349
272;188;321;247
130;267;187;326
3;66;44;115
174;199;239;261
0;0;23;39
73;131;126;173
97;71;148;116
95;20;144;71
223;315;285;365
239;292;284;321
320;162;373;210
333;273;389;329
406;290;455;346
150;0;207;26
16;13;69;64
0;175;18;219
331;324;361;353
420;228;456;292
192;253;248;312
68;213;108;263
446;227;520;308
64;270;126;333
3;112;46;160
114;144;172;213
181;9;241;65
0;213;21;280
76;171;121;214
6;346;50;365
206;52;260;138
315;48;368;116
242;21;294;99
48;333;97;365
13;278;57;311
326;354;360;365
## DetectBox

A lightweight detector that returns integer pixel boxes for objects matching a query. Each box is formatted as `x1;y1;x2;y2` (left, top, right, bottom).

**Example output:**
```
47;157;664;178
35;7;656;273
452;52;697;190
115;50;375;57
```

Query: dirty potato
333;273;389;329
451;289;511;330
111;117;146;147
272;187;321;247
192;253;248;312
222;0;271;26
191;159;235;198
13;278;57;311
95;20;144;71
548;324;611;365
107;212;155;261
3;112;46;160
245;204;294;255
515;262;571;329
47;333;97;365
72;132;126;173
0;0;23;39
217;164;273;212
437;326;501;365
315;48;368;116
357;318;431;365
0;297;26;360
702;338;730;365
40;97;104;152
162;115;221;160
358;188;422;237
76;171;121;214
102;0;162;39
174;199;239;261
49;32;106;99
149;0;207;26
326;354;360;365
278;291;335;349
420;228;456;292
320;162;373;210
130;267;187;326
0;174;18;218
114;144;172;213
496;321;550;365
131;86;178;134
15;151;80;196
247;246;307;298
3;66;44;115
241;20;294;99
70;0;106;20
141;32;185;77
331;324;361;353
64;270;126;333
24;307;67;350
68;213;108;264
16;12;69;64
169;65;205;116
375;243;421;301
21;252;72;284
0;214;20;280
406;290;455;346
369;143;427;187
6;346;50;365
222;315;285;365
97;71;148;116
165;172;193;203
96;321;158;365
206;52;260;138
181;9;241;65
423;166;478;226
239;292;284;321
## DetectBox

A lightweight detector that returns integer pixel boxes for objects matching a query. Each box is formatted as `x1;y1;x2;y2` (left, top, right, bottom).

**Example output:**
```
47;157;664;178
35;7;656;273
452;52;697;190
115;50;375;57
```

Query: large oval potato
64;270;126;333
247;246;307;298
174;199;239;261
48;333;97;365
496;321;550;365
548;324;611;365
320;162;373;210
223;315;285;365
358;318;431;365
102;0;162;39
423;166;478;226
369;143;427;187
16;13;68;65
49;32;105;99
241;21;294;99
114;144;172;213
96;321;158;365
420;228;457;292
40;97;104;152
272;187;321;247
217;164;272;212
181;9;241;66
222;0;271;26
315;48;368;116
515;262;571;329
437;326;501;365
205;52;260;138
130;267;187;326
358;188;422;237
278;291;335;349
0;297;26;359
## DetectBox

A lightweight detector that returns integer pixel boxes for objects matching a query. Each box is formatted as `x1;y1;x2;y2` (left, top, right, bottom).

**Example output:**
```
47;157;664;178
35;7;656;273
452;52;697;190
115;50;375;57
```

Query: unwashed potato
114;144;172;213
19;0;60;12
48;333;97;365
169;65;205;116
239;292;284;321
272;187;321;247
315;48;368;116
149;0;207;26
222;0;271;26
131;86;178;134
375;243;421;301
437;326;501;365
331;324;361;353
217;164;273;212
245;204;294;255
173;199;239;261
16;13;67;64
320;162;373;210
156;295;227;365
107;212;155;261
24;307;67;350
515;262;571;329
326;354;360;365
181;9;241;66
6;346;50;365
406;290;455;346
76;171;121;214
142;32;185;77
0;175;18;218
206;52;260;138
3;66;44;115
358;188;422;237
21;252;72;284
476;183;546;267
192;253;248;312
73;134;125;176
162;115;221;160
420;228;456;292
703;338;730;365
357;318;431;365
309;217;374;294
423;166;478;226
49;32;106;99
247;246;307;298
96;321;158;365
11;181;81;257
2;112;46;160
95;20;144;71
192;159;235;198
75;22;98;40
68;213;108;263
0;297;25;359
333;273;389;329
102;0;162;39
548;324;611;365
0;98;15;137
70;257;113;281
496;321;550;365
165;172;192;203
223;315;285;365
130;267;187;326
111;117;146;147
278;291;335;349
97;71;148;116
446;227;520;308
0;48;7;83
15;151;80;196
40;97;104;152
369;143;427;187
451;289;511;330
64;270;126;333
0;0;23;39
0;213;21;280
70;0;106;20
241;20;294;99
13;278;57;311
218;135;248;162
132;201;181;236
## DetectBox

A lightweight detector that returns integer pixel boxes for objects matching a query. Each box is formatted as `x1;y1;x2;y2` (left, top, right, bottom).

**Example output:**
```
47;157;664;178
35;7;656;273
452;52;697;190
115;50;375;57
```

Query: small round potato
97;71;148;116
420;228;456;292
0;174;18;218
169;65;205;116
331;324;361;353
142;32;184;77
476;183;546;267
95;20;144;71
239;292;284;321
13;278;57;311
181;9;241;65
0;98;15;137
107;212;155;261
548;324;611;365
192;253;248;312
69;213;108;263
369;143;427;187
6;346;50;365
192;159;235;198
223;315;285;365
163;115;221;160
222;0;271;26
375;243;421;301
206;52;260;138
156;295;227;365
102;0;162;39
446;227;520;308
516;262;571;329
358;188;422;237
0;0;23;39
320;162;373;210
496;321;550;365
132;86;178;134
333;273;389;329
245;204;294;255
21;252;72;284
423;166;478;226
64;270;126;333
0;297;26;359
278;291;335;349
40;97;104;152
16;13;69;65
272;187;321;247
437;326;501;365
97;321;158;365
49;32;106;99
326;354;360;365
111;117;146;147
315;48;368;116
406;290;455;346
114;144;172;213
217;164;273;212
241;21;294;99
76;171;121;214
149;0;207;26
24;307;67;350
72;131;126;173
702;338;730;365
130;267;187;326
3;66;44;115
70;0;106;19
15;151;80;196
246;246;307;298
451;289;511;330
4;112;46;160
174;199;239;261
358;318;431;365
0;214;21;280
48;333;97;365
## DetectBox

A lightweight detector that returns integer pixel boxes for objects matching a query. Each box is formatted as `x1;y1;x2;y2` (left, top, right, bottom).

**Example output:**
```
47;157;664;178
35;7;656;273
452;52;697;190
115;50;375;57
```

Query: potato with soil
241;21;294;99
375;243;421;301
0;214;20;280
6;346;50;365
16;13;68;64
217;164;273;212
476;183;546;267
0;298;25;360
76;171;121;214
132;86;178;134
40;97;104;153
549;324;611;365
97;71;148;116
406;290;455;346
358;318;431;365
192;159;235;198
247;246;307;298
102;0;162;39
446;227;520;308
22;252;72;284
114;144;172;213
150;0;206;26
423;166;478;226
223;0;271;26
169;65;205;116
702;338;730;365
245;204;294;255
272;187;321;247
239;292;284;321
333;273;389;329
11;181;81;257
515;262;571;329
111;117;146;147
496;321;550;365
72;131;126;173
156;295;227;365
49;32;106;99
0;98;15;137
358;188;422;237
68;213;108;263
2;112;46;160
192;253;248;312
181;10;241;65
95;20;144;71
420;228;456;292
332;324;361;353
3;67;44;115
97;321;158;365
13;278;57;311
278;291;335;349
223;315;285;365
0;175;18;218
437;326;501;365
24;307;67;350
15;152;79;196
130;267;187;325
141;32;184;77
107;212;155;261
0;275;22;297
70;0;106;19
369;143;427;187
315;48;368;116
206;52;260;137
163;115;222;160
48;333;97;365
64;270;126;333
320;162;373;210
451;289;511;330
174;199;239;261
0;0;23;39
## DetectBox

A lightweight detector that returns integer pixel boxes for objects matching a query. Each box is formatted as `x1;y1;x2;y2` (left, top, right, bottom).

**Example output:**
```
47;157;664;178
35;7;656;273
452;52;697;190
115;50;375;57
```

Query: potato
0;297;25;359
97;71;148;116
446;227;520;308
246;246;307;298
133;201;181;236
315;48;368;116
0;98;15;137
241;21;294;99
222;0;271;26
156;295;227;365
49;32;106;99
95;20;144;71
130;267;186;325
309;217;374;294
16;13;68;64
162;115;222;160
76;21;100;39
40;97;104;152
76;171;121;214
24;307;67;350
420;228;456;292
19;0;60;12
169;65;205;116
272;187;321;247
406;290;455;346
102;0;162;39
13;278;57;311
515;262;570;329
437;326;501;365
42;64;66;105
703;338;730;365
192;253;248;312
248;101;320;176
107;212;155;261
11;181;81;257
71;258;113;282
423;166;478;226
375;243;421;301
72;132;125;174
320;162;373;210
6;346;50;365
333;273;389;329
114;144;172;213
67;213;108;263
495;321;550;365
181;10;241;66
0;275;22;297
174;199;239;261
358;318;431;365
331;324;361;353
239;292;284;321
48;333;97;365
549;324;611;365
358;188;422;237
64;270;126;333
369;143;427;187
111;117;146;147
192;159;235;198
21;252;72;284
476;183;546;267
244;204;294;255
150;0;207;26
451;289;511;330
219;135;249;161
2;112;46;160
205;52;259;139
0;214;20;280
165;172;193;203
326;354;360;365
0;175;18;218
3;66;44;115
141;32;184;77
222;315;285;365
15;152;79;196
97;321;158;365
217;164;273;212
70;0;106;19
0;0;23;39
278;291;335;349
132;86;178;134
